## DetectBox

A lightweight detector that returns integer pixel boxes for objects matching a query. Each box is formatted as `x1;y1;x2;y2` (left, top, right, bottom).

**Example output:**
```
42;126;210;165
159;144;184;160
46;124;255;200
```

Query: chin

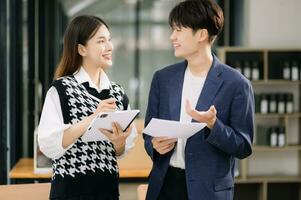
101;62;113;70
174;52;184;58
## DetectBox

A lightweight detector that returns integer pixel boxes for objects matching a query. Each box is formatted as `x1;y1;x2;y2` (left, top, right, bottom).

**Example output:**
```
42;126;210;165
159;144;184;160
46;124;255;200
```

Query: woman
38;15;136;200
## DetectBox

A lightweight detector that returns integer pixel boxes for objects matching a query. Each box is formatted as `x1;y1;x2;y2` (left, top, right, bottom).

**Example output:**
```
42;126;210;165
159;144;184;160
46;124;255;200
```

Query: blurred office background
1;0;301;199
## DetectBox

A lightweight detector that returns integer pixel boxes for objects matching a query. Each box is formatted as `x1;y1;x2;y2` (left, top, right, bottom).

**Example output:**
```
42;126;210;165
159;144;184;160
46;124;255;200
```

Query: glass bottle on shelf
269;94;277;113
277;94;285;114
285;93;293;113
299;61;301;80
291;60;299;81
283;61;291;80
243;60;251;80
269;127;278;147
234;159;239;177
260;94;268;114
278;126;285;147
255;94;261;113
251;60;260;80
234;60;242;74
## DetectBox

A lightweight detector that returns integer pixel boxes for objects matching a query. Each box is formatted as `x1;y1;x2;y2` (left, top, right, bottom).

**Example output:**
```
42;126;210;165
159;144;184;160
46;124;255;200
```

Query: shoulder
218;63;253;97
156;61;186;76
52;76;75;87
152;61;186;83
51;76;80;92
219;62;251;86
110;81;125;94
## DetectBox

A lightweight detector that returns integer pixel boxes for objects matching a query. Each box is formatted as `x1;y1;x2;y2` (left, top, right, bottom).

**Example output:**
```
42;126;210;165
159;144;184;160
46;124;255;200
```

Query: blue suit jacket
143;55;254;200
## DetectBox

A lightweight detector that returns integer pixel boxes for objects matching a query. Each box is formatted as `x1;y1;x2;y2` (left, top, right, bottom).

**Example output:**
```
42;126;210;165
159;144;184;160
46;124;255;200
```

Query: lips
102;53;112;60
173;43;180;48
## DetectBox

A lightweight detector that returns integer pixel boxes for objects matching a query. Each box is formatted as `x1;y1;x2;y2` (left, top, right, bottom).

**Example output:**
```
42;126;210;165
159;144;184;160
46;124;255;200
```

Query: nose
106;40;113;51
170;30;176;41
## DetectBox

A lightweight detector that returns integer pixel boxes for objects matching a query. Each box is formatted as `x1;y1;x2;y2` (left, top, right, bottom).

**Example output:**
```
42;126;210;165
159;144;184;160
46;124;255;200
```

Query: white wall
245;0;301;47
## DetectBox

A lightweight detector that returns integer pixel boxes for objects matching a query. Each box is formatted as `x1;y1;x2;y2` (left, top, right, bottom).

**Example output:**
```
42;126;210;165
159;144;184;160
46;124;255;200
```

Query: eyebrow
96;36;110;39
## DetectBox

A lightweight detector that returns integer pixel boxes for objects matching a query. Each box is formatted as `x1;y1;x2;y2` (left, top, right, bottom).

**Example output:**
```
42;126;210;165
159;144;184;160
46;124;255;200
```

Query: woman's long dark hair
54;15;109;79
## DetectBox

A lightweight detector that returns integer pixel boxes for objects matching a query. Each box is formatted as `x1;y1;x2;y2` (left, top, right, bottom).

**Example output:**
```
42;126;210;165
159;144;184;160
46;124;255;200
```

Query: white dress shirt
38;67;137;160
169;66;206;169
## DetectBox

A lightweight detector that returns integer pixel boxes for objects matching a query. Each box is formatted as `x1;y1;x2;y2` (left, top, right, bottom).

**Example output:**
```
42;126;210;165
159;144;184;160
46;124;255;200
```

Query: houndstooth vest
49;75;127;199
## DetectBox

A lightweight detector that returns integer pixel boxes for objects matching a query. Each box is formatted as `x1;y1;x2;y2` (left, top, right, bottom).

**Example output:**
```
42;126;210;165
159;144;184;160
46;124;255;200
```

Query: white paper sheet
143;118;206;139
81;110;140;142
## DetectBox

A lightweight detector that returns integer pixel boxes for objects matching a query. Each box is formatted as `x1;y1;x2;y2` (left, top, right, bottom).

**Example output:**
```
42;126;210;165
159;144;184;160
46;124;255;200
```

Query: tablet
81;110;140;142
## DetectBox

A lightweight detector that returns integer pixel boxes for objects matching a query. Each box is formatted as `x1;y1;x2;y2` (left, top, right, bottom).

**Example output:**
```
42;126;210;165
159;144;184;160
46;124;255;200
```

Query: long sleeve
38;87;72;160
143;71;160;161
206;79;254;159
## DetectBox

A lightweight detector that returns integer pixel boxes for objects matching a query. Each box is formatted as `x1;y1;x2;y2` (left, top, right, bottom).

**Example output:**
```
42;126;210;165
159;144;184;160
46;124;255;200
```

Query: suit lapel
168;61;187;121
195;55;224;114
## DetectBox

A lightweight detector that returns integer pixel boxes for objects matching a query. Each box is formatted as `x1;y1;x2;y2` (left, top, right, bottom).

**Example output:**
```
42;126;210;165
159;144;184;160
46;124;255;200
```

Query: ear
78;44;87;56
196;29;209;43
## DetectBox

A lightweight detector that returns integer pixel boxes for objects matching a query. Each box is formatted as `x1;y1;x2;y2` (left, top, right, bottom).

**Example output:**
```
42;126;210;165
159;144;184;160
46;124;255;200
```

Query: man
143;0;254;200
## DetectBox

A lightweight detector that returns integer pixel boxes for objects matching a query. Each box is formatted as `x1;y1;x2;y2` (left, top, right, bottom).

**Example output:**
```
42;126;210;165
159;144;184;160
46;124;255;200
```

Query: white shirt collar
73;67;111;92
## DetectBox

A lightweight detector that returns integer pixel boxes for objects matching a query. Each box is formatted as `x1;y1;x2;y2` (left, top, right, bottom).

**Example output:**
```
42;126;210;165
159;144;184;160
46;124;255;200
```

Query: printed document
143;118;206;139
82;110;140;142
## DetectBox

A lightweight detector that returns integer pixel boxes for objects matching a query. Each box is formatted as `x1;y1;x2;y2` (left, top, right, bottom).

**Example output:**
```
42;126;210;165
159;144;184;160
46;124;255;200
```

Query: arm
38;87;116;159
38;87;74;159
143;72;160;160
206;79;254;159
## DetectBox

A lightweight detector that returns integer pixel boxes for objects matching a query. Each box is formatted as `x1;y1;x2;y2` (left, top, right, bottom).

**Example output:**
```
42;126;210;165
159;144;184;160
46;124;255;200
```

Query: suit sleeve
206;78;254;159
143;71;160;161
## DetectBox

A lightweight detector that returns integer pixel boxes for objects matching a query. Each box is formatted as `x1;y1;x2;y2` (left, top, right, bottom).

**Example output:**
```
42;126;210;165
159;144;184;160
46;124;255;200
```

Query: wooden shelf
255;113;301;118
253;145;301;151
240;176;301;183
218;47;301;200
252;80;301;85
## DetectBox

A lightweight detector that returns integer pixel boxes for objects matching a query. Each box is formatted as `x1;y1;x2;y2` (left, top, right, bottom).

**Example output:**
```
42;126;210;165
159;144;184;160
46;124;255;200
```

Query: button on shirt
38;67;137;160
169;66;206;169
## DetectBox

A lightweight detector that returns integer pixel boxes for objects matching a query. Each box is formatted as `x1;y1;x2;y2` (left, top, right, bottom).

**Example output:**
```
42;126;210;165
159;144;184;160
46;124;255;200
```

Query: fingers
102;98;116;104
186;100;218;123
159;143;175;155
99;104;116;111
99;128;113;139
185;99;193;115
101;108;115;112
185;100;201;121
152;137;177;155
152;138;176;155
123;125;132;138
209;105;217;115
112;122;120;135
96;98;117;113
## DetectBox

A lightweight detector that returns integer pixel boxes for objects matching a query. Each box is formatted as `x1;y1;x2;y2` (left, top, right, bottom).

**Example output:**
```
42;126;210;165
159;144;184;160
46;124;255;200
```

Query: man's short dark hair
169;0;224;42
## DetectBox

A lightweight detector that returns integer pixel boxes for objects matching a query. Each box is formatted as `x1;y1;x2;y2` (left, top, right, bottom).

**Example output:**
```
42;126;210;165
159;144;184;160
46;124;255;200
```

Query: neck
82;61;102;89
186;45;213;77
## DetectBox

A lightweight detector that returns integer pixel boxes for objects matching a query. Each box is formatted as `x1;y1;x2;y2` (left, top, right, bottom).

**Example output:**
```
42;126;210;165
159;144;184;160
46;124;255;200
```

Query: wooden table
10;134;152;179
10;119;152;180
0;183;50;200
9;158;51;179
10;157;151;179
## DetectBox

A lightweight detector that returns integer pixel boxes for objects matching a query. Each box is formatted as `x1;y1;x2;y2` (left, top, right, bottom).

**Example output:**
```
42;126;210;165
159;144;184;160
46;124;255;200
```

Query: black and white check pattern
51;76;126;180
